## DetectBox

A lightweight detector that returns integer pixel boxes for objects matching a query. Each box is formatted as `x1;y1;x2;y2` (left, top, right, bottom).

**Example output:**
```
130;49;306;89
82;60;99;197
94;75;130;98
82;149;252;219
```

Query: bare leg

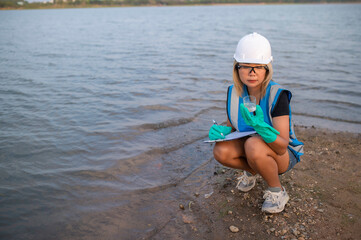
213;137;257;175
244;136;289;188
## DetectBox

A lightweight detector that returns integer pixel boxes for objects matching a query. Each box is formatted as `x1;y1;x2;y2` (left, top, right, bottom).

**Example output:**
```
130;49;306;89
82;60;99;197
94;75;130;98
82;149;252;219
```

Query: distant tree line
1;0;359;9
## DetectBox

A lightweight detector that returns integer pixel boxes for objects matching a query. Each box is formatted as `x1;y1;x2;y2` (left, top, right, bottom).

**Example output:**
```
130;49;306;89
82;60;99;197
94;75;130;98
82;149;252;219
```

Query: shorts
279;148;298;175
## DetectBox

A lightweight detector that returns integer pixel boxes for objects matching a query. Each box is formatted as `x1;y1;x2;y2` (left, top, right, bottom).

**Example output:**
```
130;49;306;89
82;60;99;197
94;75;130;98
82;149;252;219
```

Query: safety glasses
236;64;268;73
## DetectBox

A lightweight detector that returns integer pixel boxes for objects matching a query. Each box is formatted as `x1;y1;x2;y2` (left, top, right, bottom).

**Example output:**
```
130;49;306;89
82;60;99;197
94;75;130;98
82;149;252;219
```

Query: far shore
1;1;360;11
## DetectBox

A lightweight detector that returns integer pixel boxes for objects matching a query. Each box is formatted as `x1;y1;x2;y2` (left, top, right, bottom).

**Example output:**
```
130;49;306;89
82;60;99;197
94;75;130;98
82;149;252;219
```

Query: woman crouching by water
209;33;304;213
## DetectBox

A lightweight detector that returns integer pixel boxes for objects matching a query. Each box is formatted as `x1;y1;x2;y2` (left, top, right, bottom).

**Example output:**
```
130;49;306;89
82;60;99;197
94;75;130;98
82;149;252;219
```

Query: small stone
182;214;193;224
283;213;290;218
179;204;185;210
317;209;324;213
228;210;233;215
204;191;213;198
194;192;199;197
281;229;288;235
270;228;276;232
243;193;250;200
292;229;300;236
298;237;305;240
229;225;239;233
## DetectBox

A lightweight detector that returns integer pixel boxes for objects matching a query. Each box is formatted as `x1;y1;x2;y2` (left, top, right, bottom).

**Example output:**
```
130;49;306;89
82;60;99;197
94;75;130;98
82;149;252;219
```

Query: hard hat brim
234;55;273;65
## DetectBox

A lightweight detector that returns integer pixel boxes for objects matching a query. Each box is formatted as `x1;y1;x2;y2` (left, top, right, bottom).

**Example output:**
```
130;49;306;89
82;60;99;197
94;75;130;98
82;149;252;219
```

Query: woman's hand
208;125;232;140
240;104;279;143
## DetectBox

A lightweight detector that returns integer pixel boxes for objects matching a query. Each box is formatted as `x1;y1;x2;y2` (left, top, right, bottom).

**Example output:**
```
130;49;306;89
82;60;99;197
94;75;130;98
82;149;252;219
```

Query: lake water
0;4;360;239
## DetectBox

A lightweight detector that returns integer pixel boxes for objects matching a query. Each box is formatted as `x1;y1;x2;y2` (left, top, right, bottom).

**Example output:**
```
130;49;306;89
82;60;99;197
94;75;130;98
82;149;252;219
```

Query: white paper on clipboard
204;131;257;143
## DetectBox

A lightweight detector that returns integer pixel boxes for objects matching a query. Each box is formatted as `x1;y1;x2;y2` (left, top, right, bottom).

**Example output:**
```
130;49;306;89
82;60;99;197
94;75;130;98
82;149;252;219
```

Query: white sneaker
261;187;289;213
236;171;257;192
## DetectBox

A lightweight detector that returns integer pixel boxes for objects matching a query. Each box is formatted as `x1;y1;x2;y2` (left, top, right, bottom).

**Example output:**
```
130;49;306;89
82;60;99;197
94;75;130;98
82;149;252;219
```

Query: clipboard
204;131;257;143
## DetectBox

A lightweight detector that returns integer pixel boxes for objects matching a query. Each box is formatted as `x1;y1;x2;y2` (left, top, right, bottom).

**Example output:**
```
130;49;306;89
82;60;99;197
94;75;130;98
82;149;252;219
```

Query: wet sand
141;126;361;240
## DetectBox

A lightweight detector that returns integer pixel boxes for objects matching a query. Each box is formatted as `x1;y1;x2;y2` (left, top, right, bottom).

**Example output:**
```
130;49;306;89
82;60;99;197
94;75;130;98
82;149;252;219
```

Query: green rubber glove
209;125;232;140
240;104;280;143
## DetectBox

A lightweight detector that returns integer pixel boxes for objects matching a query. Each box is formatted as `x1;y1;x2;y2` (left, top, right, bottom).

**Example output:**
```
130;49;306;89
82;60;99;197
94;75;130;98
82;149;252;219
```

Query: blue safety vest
226;81;304;162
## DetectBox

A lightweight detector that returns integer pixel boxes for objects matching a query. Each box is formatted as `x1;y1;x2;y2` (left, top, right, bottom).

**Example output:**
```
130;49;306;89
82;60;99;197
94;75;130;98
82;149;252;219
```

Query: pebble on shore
229;225;239;233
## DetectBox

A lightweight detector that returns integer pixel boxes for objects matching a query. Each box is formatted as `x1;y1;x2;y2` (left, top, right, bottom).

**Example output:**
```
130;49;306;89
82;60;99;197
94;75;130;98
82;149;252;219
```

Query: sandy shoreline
143;126;361;240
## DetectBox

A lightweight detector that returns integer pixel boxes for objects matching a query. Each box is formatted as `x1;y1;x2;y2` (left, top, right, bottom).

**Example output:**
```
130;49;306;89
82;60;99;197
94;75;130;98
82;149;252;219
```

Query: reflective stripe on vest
226;82;304;161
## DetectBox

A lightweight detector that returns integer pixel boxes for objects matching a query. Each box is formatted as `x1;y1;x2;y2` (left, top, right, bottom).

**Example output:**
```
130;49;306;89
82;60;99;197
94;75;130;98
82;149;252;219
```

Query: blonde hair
232;60;273;98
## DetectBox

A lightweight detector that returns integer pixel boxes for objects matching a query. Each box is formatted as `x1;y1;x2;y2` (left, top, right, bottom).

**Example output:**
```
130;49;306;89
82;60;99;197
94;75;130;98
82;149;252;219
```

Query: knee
244;137;266;166
213;143;231;165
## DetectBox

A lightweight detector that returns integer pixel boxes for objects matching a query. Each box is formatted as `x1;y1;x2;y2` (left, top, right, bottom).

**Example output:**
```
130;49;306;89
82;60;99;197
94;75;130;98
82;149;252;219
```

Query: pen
212;119;224;137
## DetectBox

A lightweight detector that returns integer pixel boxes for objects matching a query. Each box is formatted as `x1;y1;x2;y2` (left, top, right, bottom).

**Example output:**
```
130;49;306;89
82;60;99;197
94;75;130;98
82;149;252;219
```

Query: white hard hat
234;32;273;64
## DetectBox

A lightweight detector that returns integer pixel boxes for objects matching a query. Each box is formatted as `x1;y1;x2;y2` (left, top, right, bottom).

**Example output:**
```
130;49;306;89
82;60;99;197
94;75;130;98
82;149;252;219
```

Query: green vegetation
0;0;360;10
